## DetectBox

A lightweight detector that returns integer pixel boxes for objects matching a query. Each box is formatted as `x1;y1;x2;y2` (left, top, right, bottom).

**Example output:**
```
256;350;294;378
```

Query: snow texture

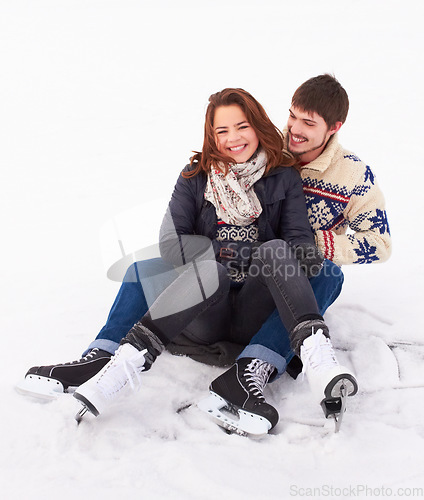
1;1;423;499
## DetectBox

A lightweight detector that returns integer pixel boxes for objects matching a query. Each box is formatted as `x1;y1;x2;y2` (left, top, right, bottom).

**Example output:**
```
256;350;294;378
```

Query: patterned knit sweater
293;134;392;265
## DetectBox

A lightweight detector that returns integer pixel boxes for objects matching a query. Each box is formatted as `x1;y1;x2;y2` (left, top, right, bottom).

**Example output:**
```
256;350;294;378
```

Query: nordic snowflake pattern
303;179;349;231
368;209;391;235
350;211;371;231
351;182;372;197
306;197;345;231
302;166;390;264
343;154;361;162
364;165;375;185
349;236;379;264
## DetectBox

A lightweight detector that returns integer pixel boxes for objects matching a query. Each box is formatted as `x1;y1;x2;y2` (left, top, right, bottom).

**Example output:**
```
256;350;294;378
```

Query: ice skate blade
15;375;66;401
197;392;271;437
321;382;349;433
75;406;89;425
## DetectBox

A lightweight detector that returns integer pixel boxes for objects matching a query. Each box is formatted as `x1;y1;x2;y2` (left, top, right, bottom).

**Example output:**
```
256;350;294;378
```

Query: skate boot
16;348;112;399
300;329;358;401
300;328;358;431
73;343;148;422
198;358;279;436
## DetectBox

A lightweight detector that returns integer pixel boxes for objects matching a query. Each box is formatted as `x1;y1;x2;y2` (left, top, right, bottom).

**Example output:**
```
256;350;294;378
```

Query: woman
73;88;356;434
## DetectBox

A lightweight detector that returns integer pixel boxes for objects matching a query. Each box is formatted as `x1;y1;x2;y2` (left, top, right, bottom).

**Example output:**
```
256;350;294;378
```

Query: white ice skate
300;329;358;431
73;343;147;423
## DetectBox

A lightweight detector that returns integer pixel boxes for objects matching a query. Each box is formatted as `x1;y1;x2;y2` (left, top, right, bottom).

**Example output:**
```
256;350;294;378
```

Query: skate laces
243;359;274;401
96;348;147;399
301;329;339;376
67;348;100;365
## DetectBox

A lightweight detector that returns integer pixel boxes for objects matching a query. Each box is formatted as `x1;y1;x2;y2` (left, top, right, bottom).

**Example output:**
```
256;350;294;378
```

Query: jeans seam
256;254;299;327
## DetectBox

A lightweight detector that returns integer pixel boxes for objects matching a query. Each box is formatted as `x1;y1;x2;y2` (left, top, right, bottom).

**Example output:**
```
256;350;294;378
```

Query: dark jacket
159;163;314;268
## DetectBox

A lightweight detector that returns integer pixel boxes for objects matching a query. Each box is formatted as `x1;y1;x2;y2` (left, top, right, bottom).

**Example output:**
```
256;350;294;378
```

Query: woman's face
213;104;259;164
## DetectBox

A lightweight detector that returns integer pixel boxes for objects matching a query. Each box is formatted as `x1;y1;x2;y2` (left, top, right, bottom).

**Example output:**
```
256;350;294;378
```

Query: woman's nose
227;127;241;142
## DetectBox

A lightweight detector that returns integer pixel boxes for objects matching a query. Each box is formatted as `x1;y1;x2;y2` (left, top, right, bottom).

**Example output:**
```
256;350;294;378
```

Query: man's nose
289;121;303;136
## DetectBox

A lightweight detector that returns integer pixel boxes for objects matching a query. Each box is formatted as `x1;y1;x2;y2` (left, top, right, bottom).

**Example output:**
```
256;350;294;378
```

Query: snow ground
1;1;423;499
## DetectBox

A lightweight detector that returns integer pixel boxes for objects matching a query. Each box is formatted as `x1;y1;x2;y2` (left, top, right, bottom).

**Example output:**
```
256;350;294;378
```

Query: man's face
287;106;341;163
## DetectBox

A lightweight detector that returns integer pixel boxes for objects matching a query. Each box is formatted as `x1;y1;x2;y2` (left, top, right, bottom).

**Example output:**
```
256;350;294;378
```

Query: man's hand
293;242;324;278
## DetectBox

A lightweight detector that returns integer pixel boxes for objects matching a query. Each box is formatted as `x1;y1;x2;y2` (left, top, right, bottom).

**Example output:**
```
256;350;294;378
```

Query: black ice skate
73;343;148;423
197;358;279;437
16;348;112;400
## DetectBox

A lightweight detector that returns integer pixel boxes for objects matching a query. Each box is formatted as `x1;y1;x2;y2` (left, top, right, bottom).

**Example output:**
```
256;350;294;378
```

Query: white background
1;1;423;499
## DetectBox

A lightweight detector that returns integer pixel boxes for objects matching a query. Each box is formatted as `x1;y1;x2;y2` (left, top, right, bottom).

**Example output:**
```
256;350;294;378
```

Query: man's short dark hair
291;74;349;128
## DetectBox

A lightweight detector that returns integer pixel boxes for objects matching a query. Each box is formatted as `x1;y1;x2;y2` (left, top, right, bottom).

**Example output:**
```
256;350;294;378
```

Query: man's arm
315;165;392;265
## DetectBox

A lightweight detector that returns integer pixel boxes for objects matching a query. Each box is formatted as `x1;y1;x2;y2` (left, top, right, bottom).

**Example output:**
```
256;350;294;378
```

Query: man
19;76;391;432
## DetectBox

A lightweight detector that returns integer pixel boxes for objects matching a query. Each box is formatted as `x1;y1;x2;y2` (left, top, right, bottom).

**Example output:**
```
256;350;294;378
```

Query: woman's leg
124;260;232;366
204;243;352;429
239;259;344;377
73;260;232;419
230;240;323;346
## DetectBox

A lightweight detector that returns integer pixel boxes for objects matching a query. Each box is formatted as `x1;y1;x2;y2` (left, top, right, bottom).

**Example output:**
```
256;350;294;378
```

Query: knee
195;260;230;297
134;258;174;279
320;259;344;286
124;258;168;283
123;262;140;283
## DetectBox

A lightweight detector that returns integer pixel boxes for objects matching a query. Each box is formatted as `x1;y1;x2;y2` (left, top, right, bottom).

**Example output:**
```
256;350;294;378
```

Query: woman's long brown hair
183;88;295;179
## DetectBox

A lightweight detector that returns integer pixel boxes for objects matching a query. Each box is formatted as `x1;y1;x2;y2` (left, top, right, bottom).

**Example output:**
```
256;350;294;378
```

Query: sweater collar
283;130;339;173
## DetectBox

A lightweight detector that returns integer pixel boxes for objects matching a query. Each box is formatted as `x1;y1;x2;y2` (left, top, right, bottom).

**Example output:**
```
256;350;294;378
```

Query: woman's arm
159;170;215;267
277;168;323;277
278;168;315;246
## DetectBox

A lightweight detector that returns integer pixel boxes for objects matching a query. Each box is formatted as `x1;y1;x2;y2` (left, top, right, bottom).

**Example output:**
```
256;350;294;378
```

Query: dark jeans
132;240;322;352
239;259;344;375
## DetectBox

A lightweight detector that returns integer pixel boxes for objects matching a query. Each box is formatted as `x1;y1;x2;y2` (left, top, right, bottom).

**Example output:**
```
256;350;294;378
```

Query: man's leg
85;258;177;355
19;258;178;395
237;259;344;377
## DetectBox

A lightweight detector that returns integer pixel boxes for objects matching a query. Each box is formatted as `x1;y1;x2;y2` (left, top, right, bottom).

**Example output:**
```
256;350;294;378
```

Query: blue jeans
86;257;344;376
85;258;178;355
